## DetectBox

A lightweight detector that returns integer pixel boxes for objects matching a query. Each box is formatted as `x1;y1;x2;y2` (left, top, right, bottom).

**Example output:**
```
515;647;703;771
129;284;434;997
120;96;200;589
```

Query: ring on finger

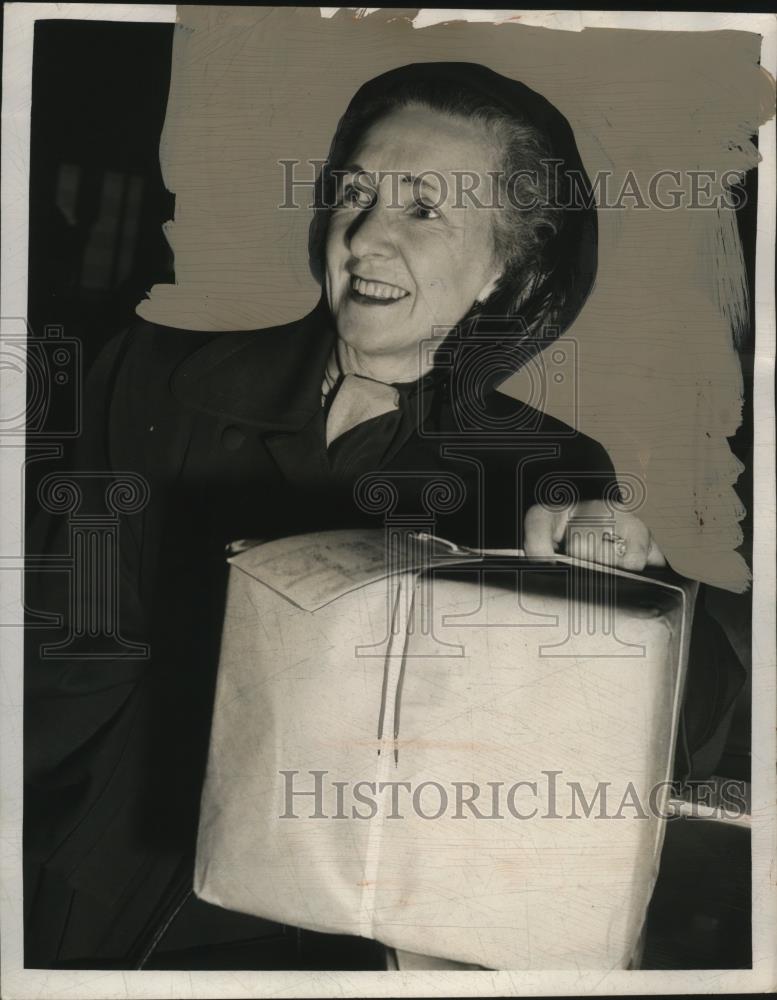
601;530;628;558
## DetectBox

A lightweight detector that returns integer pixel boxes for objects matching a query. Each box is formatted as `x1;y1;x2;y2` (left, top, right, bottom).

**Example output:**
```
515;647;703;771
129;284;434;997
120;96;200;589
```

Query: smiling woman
24;60;744;971
324;106;503;379
308;62;661;565
310;63;594;345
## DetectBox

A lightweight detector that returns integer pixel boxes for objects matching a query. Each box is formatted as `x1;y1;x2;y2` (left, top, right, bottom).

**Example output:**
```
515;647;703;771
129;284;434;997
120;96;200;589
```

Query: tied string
324;372;401;448
320;344;438;479
319;341;451;481
321;343;445;447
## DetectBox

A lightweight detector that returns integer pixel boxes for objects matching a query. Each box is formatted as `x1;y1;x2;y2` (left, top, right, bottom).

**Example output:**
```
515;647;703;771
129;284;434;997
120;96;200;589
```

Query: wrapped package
194;529;698;969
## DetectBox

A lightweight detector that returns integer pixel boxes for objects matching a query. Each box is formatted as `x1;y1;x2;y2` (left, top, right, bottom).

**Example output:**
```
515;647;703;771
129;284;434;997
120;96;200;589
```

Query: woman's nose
346;203;394;259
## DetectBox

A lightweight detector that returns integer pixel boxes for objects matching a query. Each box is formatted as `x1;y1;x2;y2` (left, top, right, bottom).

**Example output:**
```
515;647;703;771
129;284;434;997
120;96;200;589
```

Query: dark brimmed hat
310;61;598;347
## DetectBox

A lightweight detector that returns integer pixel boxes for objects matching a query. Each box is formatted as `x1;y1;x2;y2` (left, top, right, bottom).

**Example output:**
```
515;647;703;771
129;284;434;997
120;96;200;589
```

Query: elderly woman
25;62;738;971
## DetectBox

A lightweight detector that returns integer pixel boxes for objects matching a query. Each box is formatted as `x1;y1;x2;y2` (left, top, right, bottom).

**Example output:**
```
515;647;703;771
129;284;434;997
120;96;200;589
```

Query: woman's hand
523;500;666;571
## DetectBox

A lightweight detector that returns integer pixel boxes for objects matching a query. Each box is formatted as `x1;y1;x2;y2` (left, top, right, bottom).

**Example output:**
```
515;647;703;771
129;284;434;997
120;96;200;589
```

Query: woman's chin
336;323;421;360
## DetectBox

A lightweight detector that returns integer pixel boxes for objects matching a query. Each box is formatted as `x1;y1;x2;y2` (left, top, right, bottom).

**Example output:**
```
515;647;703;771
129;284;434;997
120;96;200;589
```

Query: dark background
24;15;755;970
28;20;175;377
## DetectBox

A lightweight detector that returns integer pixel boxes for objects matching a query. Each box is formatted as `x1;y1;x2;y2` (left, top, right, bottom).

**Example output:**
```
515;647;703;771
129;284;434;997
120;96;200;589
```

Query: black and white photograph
1;4;775;997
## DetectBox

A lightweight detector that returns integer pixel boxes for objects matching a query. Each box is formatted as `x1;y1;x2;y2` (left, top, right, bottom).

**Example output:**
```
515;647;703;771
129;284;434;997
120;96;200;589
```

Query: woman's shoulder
113;308;325;401
96;312;322;473
474;385;595;446
482;387;616;479
118;316;251;375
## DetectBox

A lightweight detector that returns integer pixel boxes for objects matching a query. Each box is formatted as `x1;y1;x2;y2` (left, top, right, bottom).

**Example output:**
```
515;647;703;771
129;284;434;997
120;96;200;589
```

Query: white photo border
1;5;775;997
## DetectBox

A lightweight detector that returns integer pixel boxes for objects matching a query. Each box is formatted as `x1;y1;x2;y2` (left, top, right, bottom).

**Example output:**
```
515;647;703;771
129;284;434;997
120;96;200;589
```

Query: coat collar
168;299;526;435
170;298;337;432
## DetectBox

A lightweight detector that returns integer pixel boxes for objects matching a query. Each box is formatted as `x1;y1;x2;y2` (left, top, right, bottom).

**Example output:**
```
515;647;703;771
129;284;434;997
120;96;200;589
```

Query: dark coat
23;303;742;968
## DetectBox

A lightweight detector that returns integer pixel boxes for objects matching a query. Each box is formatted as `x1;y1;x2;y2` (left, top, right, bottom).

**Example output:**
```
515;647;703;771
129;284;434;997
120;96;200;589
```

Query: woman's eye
339;183;373;209
411;201;441;220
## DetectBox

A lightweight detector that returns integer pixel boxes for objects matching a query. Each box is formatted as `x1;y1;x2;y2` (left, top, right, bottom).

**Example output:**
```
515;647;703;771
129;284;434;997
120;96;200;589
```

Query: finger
563;502;609;563
551;505;572;547
563;503;615;564
645;534;667;567
524;504;564;557
564;511;648;570
619;518;649;572
565;521;608;564
620;539;648;572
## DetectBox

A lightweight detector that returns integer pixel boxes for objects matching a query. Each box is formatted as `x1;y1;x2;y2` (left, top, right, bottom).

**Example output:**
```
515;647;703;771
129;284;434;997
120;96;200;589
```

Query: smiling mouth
349;274;409;304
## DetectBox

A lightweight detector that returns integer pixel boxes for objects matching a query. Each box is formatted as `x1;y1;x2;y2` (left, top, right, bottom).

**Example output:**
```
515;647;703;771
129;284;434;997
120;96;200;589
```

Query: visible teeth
352;276;407;300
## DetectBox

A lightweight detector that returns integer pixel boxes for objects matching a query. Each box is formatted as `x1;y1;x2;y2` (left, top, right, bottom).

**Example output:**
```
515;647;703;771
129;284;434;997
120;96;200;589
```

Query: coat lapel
169;299;336;434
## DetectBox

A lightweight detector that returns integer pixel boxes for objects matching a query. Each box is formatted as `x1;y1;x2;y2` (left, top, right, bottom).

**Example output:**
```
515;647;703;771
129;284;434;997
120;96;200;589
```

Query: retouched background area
26;6;764;791
20;6;773;981
132;6;775;593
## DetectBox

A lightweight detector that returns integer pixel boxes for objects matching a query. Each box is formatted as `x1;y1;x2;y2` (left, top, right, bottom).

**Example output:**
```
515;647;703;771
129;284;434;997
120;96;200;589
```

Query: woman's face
325;105;503;368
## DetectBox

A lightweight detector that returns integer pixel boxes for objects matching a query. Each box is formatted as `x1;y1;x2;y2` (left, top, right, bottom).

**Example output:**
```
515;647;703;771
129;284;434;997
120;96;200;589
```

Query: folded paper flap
227;529;695;613
227;529;480;611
